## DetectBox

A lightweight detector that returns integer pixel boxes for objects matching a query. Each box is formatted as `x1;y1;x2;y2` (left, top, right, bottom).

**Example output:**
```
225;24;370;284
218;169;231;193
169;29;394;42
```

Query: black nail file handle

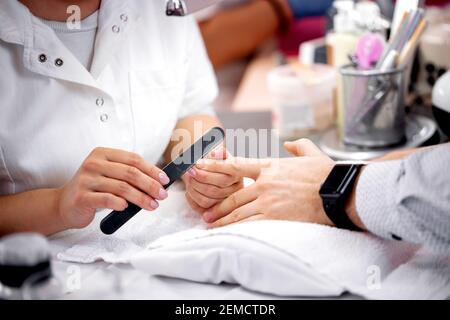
100;127;225;235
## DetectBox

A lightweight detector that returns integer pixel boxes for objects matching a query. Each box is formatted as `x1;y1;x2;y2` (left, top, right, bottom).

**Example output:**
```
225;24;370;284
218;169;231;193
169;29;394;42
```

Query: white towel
54;183;205;263
130;221;450;299
55;184;450;299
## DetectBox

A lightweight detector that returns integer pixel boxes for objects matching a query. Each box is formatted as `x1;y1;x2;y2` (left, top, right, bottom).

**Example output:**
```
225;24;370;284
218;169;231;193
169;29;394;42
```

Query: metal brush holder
340;65;407;148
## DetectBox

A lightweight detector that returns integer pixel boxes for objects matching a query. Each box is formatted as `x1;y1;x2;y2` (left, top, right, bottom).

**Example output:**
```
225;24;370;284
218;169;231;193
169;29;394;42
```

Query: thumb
284;139;325;157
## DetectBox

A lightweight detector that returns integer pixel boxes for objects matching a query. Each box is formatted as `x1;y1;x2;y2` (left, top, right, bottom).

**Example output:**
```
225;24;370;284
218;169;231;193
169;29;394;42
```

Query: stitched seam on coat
0;146;16;194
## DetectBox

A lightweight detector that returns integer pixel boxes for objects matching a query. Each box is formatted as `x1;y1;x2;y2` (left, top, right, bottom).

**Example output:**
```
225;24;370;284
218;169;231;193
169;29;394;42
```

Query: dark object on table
432;71;450;137
0;233;51;289
0;233;62;300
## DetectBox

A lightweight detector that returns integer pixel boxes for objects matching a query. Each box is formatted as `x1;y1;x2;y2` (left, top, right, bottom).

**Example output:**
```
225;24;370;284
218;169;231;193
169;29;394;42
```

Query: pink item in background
426;0;450;6
278;16;326;57
356;33;386;69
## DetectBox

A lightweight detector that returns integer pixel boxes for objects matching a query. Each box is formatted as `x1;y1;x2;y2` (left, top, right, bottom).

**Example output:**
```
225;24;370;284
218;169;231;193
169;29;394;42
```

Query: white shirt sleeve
355;144;450;252
178;17;218;120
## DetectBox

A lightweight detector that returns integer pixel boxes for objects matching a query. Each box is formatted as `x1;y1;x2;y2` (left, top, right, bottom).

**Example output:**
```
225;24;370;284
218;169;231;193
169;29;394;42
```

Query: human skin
18;0;101;21
0;1;242;235
196;139;426;230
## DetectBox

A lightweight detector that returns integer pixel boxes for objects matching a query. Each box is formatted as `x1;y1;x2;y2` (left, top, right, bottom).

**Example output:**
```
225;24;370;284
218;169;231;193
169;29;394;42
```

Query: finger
189;178;241;200
84;192;128;211
97;161;167;201
284;139;325;157
92;176;159;211
239;214;266;223
186;186;220;209
206;145;228;160
100;148;170;185
185;192;206;214
187;168;238;187
283;141;299;156
196;157;267;180
207;200;261;228
203;183;260;223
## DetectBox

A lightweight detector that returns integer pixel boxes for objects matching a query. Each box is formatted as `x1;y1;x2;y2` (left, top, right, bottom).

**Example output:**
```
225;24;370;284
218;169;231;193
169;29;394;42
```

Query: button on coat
0;0;218;195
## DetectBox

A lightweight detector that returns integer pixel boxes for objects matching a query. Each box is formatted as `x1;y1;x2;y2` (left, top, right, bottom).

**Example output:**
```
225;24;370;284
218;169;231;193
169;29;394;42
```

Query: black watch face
321;165;355;195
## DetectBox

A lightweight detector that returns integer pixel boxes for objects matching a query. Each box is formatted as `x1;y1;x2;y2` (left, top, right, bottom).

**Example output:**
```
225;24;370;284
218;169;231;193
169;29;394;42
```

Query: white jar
268;64;337;139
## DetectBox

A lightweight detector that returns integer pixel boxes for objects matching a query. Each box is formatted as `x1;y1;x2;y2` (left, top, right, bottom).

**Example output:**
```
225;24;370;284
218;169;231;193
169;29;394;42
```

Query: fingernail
159;188;168;200
210;150;216;158
150;200;159;209
159;172;170;185
196;161;205;169
187;168;196;177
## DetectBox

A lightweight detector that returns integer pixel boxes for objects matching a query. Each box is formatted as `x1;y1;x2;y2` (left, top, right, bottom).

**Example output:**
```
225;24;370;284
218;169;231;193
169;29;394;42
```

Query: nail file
100;127;225;235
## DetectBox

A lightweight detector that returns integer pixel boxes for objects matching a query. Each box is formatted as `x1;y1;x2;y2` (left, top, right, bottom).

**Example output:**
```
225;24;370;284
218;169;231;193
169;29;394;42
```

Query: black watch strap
320;164;363;232
322;198;362;231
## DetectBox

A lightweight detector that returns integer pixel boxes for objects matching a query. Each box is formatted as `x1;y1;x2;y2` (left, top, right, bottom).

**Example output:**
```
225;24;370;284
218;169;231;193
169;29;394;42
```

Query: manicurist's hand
57;147;170;229
183;146;244;215
199;139;339;228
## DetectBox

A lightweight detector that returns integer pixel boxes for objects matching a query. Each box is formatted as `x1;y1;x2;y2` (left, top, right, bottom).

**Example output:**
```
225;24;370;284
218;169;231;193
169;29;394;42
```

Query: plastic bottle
326;0;360;68
268;63;337;140
326;1;360;135
355;1;389;37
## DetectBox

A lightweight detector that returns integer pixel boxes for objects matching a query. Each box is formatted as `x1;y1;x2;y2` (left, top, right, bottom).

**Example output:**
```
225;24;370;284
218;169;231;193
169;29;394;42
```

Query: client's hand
57;147;170;229
183;146;243;216
199;139;336;228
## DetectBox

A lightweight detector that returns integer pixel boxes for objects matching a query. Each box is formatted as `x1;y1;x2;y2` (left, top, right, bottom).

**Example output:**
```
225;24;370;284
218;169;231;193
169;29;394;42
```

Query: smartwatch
319;164;364;231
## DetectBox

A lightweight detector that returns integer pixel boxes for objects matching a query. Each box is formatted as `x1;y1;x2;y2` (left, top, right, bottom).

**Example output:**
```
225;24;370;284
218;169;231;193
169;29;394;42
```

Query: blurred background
194;0;450;159
197;0;449;109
